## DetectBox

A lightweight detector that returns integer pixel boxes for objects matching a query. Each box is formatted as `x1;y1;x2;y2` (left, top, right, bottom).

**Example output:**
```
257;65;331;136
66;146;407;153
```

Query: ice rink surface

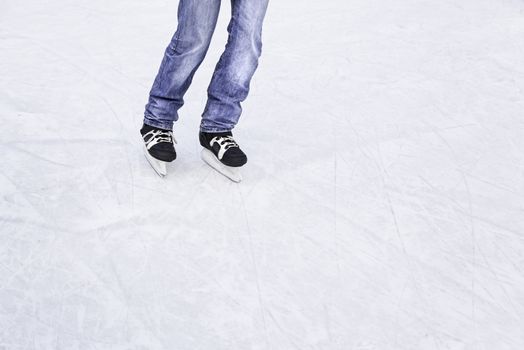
1;0;524;349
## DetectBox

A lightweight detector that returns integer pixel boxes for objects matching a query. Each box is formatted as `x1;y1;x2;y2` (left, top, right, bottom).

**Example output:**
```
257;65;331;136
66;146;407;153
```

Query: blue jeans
144;0;269;132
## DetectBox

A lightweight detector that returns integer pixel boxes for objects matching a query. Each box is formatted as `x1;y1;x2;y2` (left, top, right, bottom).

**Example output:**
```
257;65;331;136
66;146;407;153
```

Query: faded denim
144;0;269;132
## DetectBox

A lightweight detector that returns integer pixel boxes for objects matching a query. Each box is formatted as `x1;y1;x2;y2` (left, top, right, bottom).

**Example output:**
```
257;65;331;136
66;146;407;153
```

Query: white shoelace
210;135;239;160
143;130;177;151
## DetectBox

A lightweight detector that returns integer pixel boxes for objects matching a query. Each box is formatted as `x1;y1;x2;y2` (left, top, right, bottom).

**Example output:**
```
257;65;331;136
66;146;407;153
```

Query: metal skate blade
143;145;167;177
201;149;242;183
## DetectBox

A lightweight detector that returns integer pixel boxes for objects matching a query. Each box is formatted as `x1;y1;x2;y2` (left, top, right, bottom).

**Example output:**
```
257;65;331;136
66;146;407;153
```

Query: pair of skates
141;124;247;182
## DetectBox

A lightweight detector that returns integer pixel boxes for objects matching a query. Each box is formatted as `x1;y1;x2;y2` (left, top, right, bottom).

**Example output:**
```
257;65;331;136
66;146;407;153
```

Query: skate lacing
211;135;239;150
143;129;177;150
209;135;239;160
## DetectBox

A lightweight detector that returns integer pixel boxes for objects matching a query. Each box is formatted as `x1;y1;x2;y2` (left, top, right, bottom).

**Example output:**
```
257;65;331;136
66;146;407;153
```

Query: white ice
1;0;524;349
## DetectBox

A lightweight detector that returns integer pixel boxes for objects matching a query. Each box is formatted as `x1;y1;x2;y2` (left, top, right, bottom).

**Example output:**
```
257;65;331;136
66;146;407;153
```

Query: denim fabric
144;0;269;132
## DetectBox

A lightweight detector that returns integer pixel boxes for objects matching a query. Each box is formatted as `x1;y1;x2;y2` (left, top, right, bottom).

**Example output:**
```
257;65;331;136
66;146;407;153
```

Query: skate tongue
202;130;231;137
141;123;172;134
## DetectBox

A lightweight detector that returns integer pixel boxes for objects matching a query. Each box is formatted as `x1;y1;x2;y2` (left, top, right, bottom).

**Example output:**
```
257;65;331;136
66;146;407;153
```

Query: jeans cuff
200;126;233;133
143;115;173;131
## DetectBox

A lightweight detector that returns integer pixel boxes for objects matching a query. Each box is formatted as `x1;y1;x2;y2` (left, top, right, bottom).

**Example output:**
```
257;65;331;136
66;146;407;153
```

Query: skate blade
143;145;167;177
201;148;242;183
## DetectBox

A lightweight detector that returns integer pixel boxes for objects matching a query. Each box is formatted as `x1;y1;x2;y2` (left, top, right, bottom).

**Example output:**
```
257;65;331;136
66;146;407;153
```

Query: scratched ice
1;0;524;349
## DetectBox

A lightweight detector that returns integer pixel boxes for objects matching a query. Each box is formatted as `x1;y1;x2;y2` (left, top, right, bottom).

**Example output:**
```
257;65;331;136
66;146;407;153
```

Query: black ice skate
140;123;177;177
199;131;247;182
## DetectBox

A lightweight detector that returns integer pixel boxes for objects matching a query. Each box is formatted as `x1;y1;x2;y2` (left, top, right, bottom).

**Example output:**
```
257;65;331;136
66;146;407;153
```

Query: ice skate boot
140;123;177;177
199;131;247;182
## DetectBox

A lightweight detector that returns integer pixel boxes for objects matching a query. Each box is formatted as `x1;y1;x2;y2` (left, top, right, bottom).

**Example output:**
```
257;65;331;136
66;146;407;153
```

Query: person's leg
200;0;269;132
144;0;222;130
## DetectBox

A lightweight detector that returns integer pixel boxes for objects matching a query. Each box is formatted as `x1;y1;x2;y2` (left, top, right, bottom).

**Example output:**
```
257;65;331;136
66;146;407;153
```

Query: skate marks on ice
2;0;524;349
